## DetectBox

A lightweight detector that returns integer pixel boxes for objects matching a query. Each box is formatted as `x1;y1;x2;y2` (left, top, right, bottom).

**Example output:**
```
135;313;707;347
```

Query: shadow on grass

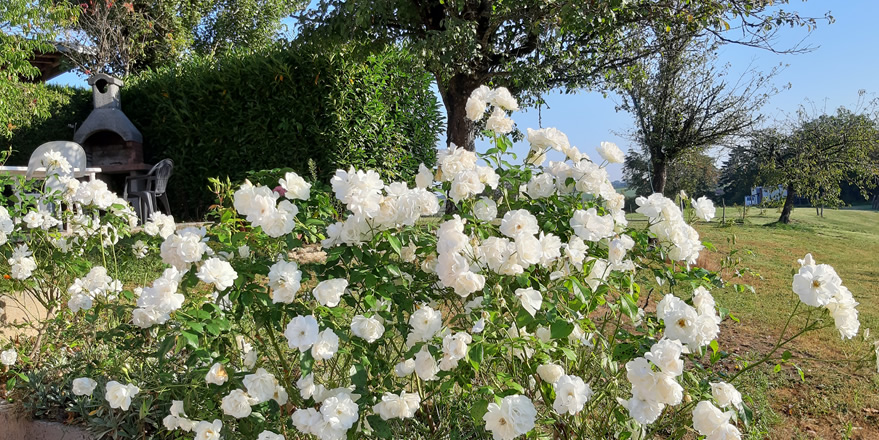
761;220;814;233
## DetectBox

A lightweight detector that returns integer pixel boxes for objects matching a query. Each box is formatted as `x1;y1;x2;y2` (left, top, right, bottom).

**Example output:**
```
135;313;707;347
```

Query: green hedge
1;83;91;153
4;42;443;218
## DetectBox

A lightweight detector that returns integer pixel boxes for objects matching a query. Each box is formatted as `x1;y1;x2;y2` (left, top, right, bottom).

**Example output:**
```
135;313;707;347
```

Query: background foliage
3;42;443;218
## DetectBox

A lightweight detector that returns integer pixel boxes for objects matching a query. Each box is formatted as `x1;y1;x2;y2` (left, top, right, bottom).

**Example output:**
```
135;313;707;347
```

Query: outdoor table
0;166;102;181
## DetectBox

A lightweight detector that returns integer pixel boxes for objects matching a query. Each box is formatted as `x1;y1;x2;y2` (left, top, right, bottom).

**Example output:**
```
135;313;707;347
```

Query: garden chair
123;159;173;224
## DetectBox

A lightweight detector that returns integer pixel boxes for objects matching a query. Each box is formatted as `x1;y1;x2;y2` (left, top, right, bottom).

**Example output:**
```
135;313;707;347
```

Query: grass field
683;206;879;439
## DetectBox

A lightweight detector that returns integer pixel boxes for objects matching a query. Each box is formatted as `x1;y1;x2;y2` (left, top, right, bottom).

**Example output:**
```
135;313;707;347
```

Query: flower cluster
67;266;123;312
322;168;439;247
793;253;860;339
622;339;685;424
656;287;721;351
234;179;300;238
636;193;709;264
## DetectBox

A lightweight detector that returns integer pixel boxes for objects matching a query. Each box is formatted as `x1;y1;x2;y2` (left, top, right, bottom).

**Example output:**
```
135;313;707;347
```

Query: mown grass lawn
686;206;879;439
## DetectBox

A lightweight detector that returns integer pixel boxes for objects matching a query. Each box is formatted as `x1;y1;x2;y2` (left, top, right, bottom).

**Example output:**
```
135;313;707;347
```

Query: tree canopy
744;107;879;223
298;0;830;149
615;30;777;194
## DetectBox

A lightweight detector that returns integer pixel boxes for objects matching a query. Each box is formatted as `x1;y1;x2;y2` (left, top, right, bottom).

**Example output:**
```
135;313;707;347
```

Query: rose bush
1;87;875;440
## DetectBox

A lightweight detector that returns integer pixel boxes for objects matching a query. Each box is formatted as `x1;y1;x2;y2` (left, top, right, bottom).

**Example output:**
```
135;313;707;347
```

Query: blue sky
50;1;877;181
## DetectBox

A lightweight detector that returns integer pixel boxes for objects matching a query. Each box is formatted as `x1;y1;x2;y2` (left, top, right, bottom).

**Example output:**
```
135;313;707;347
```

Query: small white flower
710;382;743;411
221;389;255;418
536;363;565;384
693;196;716;221
193;419;222;440
284;315;319;352
72;377;98;396
596;141;625;163
351;315;385;343
197;258;238;291
311;328;340;360
483;395;536;440
553;375;593;415
105;381;140;411
279;172;311;200
515;287;543;317
313;278;348;307
205;362;229;385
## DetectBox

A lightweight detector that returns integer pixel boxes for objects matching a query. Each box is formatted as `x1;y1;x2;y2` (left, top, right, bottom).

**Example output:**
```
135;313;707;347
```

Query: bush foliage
3;42;443;218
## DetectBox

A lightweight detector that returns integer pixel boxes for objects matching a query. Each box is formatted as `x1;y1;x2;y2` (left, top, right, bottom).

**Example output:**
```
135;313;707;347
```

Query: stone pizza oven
73;73;147;174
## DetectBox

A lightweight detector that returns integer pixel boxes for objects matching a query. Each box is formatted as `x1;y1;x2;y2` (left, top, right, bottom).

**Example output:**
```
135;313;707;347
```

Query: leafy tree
616;31;777;194
623;147;719;198
718;141;769;206
747;108;879;223
1;0;77;139
299;0;827;150
61;0;305;76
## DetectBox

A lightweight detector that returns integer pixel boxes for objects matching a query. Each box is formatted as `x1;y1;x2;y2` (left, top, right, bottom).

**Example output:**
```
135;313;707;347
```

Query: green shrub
4;42;443;218
0;82;91;154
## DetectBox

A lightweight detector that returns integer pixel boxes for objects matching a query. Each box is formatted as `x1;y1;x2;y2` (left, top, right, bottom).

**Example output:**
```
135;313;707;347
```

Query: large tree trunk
650;157;668;194
779;183;796;224
437;73;480;151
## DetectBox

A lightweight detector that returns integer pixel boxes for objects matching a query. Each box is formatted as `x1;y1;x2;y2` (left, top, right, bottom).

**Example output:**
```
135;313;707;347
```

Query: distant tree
747;107;879;223
623;147;719;198
718;141;771;205
299;0;827;150
616;30;777;194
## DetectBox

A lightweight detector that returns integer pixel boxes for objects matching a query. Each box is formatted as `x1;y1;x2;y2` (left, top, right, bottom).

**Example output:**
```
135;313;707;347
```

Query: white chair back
26;141;87;179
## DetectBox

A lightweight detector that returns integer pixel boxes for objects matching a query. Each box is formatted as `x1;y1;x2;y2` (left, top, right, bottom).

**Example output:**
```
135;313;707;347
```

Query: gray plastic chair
123;159;173;223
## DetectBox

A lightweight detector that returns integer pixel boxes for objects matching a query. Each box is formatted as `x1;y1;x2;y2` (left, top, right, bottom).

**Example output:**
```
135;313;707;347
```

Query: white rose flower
257;431;285;440
692;401;733;436
206;362;229;385
621;397;665;425
499;209;538;238
553;375;593;415
483;395;536;439
350;315;385;343
193;419;222;440
441;332;471;362
473;197;498;222
526;127;570;152
488;87;519;111
414;346;438;381
297;373;316;399
596;141;625;163
710;382;743;410
243;368;279;403
526;173;555;199
415;163;434;189
321;394;359;430
105;381;140;411
707;423;742;439
313;278;348;307
536;363;565;384
693;196;716;221
792;263;842;307
196;258;238;291
394;359;416;377
284;315;319;351
279;172;311;200
515;287;543;317
72;377;98;396
570;208;615;242
643;339;684;377
221;389;255;418
485;107;514;134
311;328;340;360
408;306;443;344
466;96;488;121
375;391;420;421
291;407;321;435
268;260;302;303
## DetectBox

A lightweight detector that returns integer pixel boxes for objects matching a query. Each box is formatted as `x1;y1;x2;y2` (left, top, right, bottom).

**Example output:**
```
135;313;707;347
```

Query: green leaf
366;415;393;438
470;399;489;423
550;320;574;339
468;342;483;371
181;331;199;348
387;234;402;256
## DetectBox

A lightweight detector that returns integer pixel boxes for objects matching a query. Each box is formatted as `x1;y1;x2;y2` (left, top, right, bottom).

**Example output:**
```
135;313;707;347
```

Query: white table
0;166;102;181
